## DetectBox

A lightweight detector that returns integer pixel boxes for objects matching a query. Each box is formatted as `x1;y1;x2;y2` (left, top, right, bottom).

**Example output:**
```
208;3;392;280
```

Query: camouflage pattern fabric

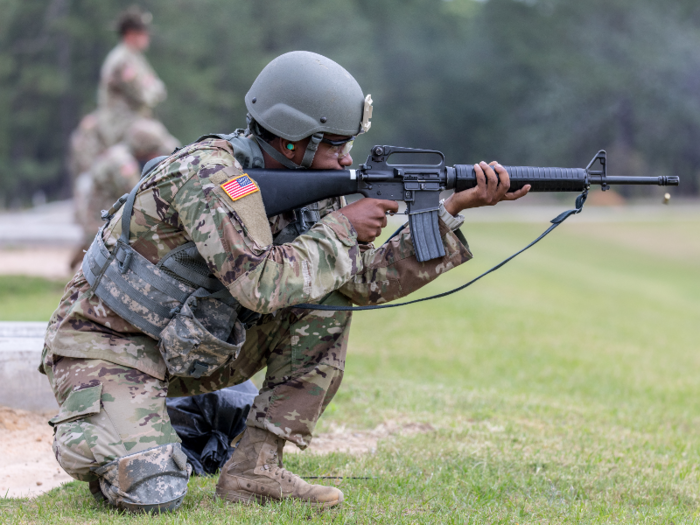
97;42;166;146
44;291;349;482
68;38;173;183
67;111;109;182
168;290;353;448
71;117;180;269
43;355;179;482
74;143;141;244
340;219;468;304
93;443;190;511
126;118;179;158
158;294;246;378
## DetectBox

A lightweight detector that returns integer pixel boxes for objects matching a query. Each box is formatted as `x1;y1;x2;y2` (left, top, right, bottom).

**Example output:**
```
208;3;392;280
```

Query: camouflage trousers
45;293;351;481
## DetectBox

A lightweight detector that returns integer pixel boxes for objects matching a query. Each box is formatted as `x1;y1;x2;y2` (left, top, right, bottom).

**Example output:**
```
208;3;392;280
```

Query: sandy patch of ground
0;406;433;499
0;247;75;280
0;406;73;498
284;421;435;456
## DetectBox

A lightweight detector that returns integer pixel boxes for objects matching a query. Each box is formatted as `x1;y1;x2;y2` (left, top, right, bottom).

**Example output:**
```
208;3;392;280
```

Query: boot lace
264;450;296;483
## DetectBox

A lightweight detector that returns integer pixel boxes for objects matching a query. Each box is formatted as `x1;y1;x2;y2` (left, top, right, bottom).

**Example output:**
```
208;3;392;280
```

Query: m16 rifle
247;147;679;262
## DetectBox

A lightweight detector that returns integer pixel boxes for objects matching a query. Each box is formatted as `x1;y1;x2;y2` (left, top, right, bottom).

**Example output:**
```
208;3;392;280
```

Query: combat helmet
126;118;180;158
245;51;373;169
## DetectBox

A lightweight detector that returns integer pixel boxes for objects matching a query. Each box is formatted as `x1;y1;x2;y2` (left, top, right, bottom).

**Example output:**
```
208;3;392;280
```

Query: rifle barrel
247;163;680;220
590;175;679;186
454;165;680;193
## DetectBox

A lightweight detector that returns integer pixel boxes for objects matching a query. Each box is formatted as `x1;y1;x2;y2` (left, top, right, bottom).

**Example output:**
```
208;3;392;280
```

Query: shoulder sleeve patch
213;170;272;248
221;174;260;202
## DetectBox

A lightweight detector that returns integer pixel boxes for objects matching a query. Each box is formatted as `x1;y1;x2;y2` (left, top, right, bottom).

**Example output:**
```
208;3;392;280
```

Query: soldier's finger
493;163;511;187
480;161;498;184
480;161;498;198
474;163;486;191
503;184;531;201
376;199;399;214
493;163;511;199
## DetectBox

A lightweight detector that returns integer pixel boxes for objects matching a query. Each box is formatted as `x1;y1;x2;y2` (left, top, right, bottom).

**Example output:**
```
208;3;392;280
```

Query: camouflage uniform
68;111;109;183
67;43;167;184
42;137;472;497
71;119;179;271
97;42;166;146
74;143;141;245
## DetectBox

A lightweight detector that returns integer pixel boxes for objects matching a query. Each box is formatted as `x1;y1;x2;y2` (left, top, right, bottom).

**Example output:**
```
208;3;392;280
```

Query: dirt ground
0;405;433;499
284;421;434;456
0;247;75;280
0;406;73;498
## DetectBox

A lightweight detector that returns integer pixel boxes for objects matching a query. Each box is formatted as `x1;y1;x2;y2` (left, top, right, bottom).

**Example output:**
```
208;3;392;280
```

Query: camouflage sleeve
338;220;473;305
79;145;141;241
172;166;363;314
107;55;166;110
139;75;167;108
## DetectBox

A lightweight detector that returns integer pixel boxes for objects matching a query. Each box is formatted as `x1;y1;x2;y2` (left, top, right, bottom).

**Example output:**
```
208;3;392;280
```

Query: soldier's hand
340;198;399;243
443;161;530;215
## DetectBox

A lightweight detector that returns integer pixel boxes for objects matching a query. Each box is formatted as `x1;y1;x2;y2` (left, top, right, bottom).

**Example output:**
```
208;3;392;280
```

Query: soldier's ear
280;139;296;159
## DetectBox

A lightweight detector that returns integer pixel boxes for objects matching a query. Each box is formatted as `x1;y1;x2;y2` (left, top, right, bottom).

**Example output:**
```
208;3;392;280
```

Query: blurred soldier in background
71;118;179;269
96;5;167;146
68;6;176;268
67;111;107;185
68;6;169;182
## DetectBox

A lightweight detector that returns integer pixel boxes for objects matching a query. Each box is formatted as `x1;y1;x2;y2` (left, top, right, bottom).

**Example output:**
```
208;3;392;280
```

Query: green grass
0;275;66;321
2;214;700;523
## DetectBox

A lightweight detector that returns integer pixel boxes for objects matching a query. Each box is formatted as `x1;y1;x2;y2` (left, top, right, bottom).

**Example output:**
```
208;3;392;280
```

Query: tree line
1;0;699;207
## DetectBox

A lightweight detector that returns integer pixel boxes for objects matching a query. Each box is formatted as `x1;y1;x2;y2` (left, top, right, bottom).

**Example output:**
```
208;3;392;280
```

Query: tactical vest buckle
118;249;133;274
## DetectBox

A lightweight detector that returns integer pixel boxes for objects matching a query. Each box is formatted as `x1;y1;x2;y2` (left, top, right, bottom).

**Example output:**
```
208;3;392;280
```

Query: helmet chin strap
299;132;323;168
248;116;322;169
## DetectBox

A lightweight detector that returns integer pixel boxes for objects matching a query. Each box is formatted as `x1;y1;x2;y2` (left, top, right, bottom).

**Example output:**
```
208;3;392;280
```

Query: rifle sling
293;190;589;311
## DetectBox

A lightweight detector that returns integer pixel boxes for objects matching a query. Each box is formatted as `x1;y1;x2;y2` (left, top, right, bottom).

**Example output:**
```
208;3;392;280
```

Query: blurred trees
1;0;700;206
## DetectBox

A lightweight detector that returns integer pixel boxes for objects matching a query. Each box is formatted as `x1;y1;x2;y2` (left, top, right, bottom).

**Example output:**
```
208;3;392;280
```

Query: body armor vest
82;132;322;378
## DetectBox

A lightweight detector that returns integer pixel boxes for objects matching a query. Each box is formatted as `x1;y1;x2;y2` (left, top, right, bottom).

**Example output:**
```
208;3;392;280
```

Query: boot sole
215;488;343;509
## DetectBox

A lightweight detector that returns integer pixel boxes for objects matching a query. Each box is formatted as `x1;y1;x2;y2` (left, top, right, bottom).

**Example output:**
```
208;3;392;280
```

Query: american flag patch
220;174;259;202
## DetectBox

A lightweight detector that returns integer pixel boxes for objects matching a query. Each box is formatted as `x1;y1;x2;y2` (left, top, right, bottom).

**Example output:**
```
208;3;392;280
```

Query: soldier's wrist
439;199;465;231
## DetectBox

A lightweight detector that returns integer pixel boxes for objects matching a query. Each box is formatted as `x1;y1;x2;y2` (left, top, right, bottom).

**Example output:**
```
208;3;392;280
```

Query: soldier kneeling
43;50;524;512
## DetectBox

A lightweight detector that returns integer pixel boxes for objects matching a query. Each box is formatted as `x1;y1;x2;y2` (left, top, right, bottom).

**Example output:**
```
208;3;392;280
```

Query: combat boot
215;426;343;508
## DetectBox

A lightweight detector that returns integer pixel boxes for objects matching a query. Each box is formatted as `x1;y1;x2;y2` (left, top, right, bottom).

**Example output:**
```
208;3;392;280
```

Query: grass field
1;211;699;523
0;275;66;321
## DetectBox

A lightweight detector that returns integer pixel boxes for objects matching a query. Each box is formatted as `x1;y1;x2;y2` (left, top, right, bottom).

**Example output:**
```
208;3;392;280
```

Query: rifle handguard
246;148;679;263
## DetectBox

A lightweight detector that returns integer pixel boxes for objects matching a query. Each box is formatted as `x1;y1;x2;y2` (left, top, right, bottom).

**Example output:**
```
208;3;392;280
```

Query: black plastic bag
166;380;258;475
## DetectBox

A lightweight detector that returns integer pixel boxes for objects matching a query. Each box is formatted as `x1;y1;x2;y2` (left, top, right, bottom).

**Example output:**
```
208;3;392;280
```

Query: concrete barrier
0;322;57;411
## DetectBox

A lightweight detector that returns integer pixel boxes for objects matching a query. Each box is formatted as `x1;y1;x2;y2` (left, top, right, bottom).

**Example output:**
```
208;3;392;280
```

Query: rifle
247;147;679;263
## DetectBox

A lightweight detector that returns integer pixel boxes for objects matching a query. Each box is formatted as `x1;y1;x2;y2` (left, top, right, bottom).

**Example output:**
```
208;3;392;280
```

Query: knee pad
92;443;191;513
